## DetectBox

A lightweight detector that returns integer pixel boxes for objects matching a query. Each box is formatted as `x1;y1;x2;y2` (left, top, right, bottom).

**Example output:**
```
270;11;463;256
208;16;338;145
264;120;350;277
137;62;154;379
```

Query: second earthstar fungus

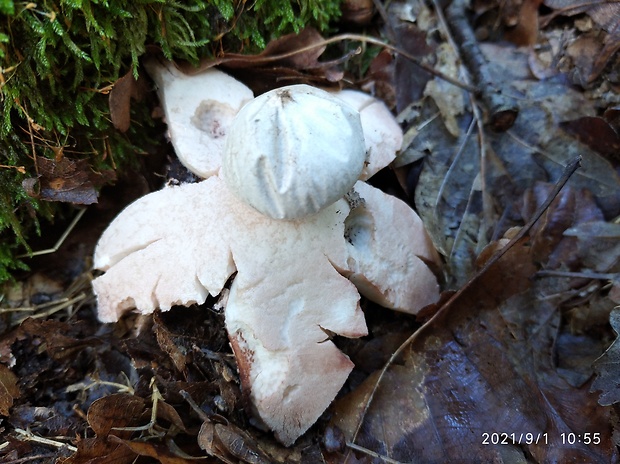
92;64;441;446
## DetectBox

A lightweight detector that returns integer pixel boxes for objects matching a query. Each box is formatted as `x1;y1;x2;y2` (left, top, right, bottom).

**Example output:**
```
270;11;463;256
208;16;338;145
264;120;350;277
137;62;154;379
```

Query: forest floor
1;0;620;463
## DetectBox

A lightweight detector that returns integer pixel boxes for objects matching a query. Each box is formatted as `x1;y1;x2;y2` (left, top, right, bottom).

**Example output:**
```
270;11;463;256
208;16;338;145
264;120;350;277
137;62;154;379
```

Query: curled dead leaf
23;156;115;205
109;69;147;133
198;420;272;464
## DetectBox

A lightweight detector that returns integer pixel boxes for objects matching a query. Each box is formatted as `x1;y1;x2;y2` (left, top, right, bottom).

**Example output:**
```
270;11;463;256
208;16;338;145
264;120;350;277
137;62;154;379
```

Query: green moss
0;0;342;283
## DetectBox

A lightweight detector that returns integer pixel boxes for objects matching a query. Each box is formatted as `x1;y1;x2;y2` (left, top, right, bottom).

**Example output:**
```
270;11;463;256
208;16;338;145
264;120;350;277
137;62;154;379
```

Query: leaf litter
2;1;620;463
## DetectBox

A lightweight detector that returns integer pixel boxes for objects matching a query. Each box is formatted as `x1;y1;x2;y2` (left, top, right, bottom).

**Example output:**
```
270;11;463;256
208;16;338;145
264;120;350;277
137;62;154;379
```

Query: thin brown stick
346;156;582;458
346;441;406;463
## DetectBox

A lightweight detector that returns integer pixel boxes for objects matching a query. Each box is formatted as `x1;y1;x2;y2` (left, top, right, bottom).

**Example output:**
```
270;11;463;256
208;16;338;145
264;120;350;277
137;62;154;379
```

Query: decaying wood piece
445;0;519;131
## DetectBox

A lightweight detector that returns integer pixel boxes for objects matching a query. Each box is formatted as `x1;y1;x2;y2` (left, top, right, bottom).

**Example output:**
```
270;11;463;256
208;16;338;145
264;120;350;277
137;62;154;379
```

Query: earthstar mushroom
93;72;441;446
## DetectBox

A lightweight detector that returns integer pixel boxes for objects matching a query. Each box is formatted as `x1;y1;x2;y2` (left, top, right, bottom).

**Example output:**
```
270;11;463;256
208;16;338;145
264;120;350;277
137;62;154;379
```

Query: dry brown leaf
333;239;617;462
365;49;396;107
155;399;190;434
58;436;137;464
520;182;605;269
540;0;620;81
198;420;272;464
19;318;102;362
0;364;19;416
109;69;147;133
154;313;189;376
391;2;436;112
22;156;115;205
503;0;543;45
341;0;375;25
110;436;205;464
590;33;620;83
87;394;148;437
543;0;620;33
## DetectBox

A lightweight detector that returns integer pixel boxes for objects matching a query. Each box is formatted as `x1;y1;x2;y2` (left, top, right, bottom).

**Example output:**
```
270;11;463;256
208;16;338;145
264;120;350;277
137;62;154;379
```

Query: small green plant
0;0;342;283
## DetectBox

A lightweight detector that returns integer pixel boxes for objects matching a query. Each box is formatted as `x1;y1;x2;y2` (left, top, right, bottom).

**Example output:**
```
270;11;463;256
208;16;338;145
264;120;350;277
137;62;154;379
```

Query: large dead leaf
19;318;103;361
332;239;618;462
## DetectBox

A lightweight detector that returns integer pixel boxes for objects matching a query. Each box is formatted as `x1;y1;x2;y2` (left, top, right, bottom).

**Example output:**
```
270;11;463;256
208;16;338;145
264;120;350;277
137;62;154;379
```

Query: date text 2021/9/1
482;432;602;445
482;432;548;445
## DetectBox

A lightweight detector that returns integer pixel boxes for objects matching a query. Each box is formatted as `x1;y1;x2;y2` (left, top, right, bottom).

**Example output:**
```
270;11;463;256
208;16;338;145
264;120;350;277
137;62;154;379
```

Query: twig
536;270;619;280
0;454;58;464
65;374;135;395
16;208;86;258
13;428;77;452
10;293;87;325
434;116;476;222
111;377;165;436
346;156;582;459
346;441;405;463
372;0;394;41
433;0;502;255
445;0;519;131
179;390;210;422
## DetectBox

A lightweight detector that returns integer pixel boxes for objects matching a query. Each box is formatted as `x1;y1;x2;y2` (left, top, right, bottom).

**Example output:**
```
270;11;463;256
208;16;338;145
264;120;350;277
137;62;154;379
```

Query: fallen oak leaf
0;364;19;416
560;117;620;160
153;312;189;376
87;394;148;437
